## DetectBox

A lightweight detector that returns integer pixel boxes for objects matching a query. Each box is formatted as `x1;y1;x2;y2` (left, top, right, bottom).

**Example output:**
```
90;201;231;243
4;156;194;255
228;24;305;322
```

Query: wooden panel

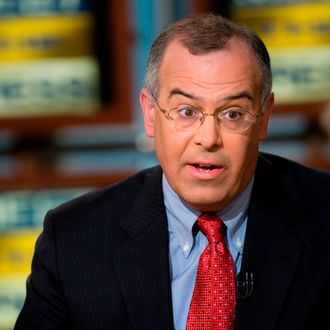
0;171;133;191
0;1;133;136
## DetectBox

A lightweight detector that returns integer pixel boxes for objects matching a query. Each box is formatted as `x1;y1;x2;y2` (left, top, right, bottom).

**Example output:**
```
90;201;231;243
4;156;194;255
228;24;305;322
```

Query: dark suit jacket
15;153;330;330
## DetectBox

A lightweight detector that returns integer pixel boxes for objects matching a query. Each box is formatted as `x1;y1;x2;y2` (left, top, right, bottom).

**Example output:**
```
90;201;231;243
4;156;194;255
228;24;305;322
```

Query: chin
183;194;227;212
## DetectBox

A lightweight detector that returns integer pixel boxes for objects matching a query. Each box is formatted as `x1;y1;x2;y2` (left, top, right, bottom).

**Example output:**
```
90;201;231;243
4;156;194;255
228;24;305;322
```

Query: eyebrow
168;88;253;103
222;91;253;102
168;88;199;100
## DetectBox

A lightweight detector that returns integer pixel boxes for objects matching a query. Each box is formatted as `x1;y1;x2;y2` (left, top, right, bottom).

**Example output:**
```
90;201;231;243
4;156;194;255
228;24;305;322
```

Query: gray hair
144;13;272;109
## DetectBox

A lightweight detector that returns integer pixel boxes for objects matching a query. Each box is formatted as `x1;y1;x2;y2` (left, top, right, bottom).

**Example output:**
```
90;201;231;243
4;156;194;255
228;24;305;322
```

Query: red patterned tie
186;213;236;329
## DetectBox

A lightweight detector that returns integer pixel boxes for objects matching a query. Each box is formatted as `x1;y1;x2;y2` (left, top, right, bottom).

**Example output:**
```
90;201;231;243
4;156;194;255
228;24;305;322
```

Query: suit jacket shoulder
256;152;330;215
15;165;174;330
51;165;163;223
236;153;330;330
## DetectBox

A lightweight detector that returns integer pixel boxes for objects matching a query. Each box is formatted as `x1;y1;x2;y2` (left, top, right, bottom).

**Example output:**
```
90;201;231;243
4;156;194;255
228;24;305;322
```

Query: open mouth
192;164;219;171
187;162;224;180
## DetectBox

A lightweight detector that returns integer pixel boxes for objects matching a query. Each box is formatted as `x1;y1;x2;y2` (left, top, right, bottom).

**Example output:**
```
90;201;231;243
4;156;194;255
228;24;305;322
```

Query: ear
259;92;274;141
140;88;155;138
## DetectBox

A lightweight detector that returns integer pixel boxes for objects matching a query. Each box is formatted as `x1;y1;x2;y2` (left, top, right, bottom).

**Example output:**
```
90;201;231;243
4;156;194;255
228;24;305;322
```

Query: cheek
153;123;186;168
224;133;260;175
155;132;197;193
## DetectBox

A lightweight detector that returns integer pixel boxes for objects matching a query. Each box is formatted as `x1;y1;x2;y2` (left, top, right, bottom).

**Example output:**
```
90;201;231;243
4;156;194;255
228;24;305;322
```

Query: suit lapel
235;155;304;330
111;167;174;330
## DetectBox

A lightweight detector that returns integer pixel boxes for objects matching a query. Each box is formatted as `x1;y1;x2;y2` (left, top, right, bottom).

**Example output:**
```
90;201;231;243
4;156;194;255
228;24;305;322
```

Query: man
15;13;330;330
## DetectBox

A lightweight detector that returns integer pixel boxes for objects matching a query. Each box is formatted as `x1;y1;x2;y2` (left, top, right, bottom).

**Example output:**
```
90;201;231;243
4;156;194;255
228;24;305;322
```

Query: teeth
199;164;213;168
196;164;215;171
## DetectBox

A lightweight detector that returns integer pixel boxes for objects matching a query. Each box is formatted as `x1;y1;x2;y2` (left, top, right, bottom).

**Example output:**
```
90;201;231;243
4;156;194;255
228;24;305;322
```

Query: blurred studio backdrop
0;0;329;328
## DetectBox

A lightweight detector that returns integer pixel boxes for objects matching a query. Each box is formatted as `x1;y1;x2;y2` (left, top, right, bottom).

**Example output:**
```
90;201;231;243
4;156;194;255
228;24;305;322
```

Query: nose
193;114;222;150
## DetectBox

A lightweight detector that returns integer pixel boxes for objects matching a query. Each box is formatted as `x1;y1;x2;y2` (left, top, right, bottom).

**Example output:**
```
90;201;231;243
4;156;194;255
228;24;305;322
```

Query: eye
177;107;199;118
222;109;245;121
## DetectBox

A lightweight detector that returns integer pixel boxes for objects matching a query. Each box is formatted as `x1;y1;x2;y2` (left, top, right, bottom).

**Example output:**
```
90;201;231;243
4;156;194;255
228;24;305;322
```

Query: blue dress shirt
163;175;253;330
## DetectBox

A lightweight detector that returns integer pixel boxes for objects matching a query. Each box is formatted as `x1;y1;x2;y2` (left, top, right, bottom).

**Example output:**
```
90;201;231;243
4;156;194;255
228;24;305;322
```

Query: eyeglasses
152;97;262;132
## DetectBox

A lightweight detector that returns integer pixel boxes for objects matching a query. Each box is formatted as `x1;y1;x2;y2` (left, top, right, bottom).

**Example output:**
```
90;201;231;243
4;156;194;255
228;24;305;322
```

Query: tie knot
197;213;225;244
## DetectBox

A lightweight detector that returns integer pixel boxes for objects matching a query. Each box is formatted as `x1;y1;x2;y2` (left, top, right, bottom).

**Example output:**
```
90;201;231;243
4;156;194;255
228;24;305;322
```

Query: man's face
140;39;273;212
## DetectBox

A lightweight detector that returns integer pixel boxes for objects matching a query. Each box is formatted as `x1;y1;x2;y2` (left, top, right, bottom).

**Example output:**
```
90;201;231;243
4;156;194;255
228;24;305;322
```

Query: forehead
158;39;263;101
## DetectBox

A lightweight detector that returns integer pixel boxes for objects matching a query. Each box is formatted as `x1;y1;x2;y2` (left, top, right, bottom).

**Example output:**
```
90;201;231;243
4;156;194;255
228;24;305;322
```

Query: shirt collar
163;174;254;257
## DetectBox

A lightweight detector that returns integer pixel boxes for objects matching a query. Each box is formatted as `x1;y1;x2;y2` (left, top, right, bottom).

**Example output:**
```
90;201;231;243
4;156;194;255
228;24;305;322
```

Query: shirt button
183;241;189;253
236;237;243;249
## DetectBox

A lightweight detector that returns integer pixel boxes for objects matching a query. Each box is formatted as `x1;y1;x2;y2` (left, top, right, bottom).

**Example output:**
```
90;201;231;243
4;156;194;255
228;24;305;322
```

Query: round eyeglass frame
152;96;262;132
